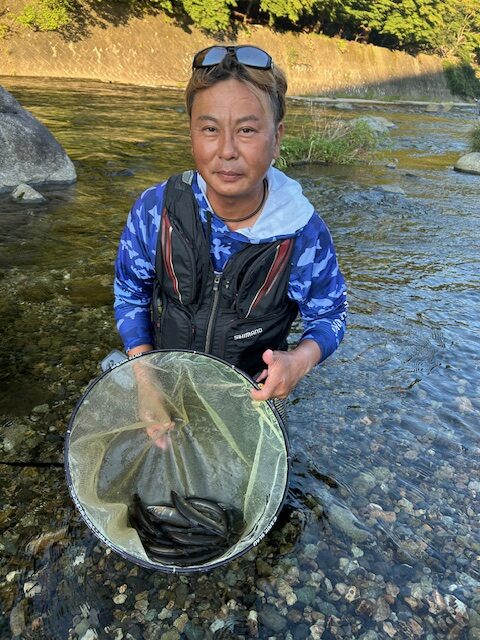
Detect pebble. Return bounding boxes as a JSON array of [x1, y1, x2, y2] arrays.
[[173, 613, 189, 633], [258, 605, 287, 633], [9, 599, 27, 637], [373, 597, 391, 622], [113, 594, 128, 605], [23, 581, 42, 598], [309, 619, 326, 640], [160, 630, 180, 640]]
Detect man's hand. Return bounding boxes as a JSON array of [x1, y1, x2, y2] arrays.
[[137, 380, 176, 449], [250, 340, 322, 402], [128, 345, 176, 449]]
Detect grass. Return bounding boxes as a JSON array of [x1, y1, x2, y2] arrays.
[[276, 115, 379, 168], [471, 125, 480, 152]]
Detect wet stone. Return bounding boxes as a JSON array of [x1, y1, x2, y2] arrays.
[[293, 622, 310, 640], [258, 605, 287, 633], [183, 621, 205, 640], [160, 630, 180, 640], [256, 558, 273, 576], [9, 598, 28, 637], [295, 585, 317, 606]]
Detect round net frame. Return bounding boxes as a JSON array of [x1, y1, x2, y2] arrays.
[[65, 350, 290, 573]]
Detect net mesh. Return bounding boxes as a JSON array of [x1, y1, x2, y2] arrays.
[[66, 351, 289, 571]]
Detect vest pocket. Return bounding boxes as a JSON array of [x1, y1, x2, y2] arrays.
[[157, 300, 195, 350]]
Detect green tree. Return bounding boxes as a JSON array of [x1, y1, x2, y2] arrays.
[[182, 0, 237, 31], [259, 0, 316, 24]]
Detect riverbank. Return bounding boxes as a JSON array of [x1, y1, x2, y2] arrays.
[[0, 1, 455, 100]]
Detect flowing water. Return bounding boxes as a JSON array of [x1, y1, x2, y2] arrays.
[[0, 78, 479, 639]]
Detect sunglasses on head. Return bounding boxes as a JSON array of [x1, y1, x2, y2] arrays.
[[192, 45, 273, 70]]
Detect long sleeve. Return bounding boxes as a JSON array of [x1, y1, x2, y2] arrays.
[[114, 183, 165, 351], [288, 213, 348, 361]]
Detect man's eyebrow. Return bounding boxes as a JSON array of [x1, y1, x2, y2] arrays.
[[195, 114, 261, 124]]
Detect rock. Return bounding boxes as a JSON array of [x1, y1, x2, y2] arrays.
[[351, 471, 377, 496], [309, 619, 326, 639], [173, 613, 189, 633], [183, 622, 204, 640], [293, 622, 310, 640], [23, 581, 42, 598], [326, 502, 372, 542], [25, 526, 68, 556], [246, 610, 258, 638], [10, 183, 46, 203], [373, 597, 391, 622], [353, 116, 396, 134], [0, 85, 76, 194], [425, 103, 441, 113], [160, 630, 180, 640], [2, 421, 31, 452], [10, 598, 28, 637], [334, 102, 353, 110], [454, 153, 480, 176], [113, 594, 128, 604], [258, 605, 287, 633], [295, 585, 317, 605], [445, 594, 469, 623], [377, 184, 406, 196], [256, 558, 273, 576]]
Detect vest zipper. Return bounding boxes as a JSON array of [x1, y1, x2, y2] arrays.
[[204, 272, 222, 353]]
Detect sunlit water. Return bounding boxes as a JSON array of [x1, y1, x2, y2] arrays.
[[0, 78, 479, 639]]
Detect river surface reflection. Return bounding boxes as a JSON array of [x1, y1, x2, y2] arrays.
[[0, 78, 479, 639]]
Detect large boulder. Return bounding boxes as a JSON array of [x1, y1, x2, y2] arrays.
[[0, 86, 76, 194], [352, 116, 397, 135], [454, 152, 480, 176]]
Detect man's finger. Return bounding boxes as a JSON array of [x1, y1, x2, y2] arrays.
[[255, 369, 268, 383]]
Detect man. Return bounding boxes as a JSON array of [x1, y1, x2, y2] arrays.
[[114, 45, 347, 446]]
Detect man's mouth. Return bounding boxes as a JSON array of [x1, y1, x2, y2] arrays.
[[216, 171, 242, 182]]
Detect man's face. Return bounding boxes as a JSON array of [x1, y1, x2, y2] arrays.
[[190, 78, 283, 211]]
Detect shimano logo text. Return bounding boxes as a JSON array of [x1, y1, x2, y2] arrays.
[[233, 327, 263, 341]]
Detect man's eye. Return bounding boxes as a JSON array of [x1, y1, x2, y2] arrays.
[[203, 126, 217, 133], [240, 127, 254, 134]]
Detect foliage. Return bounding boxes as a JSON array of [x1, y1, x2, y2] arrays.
[[16, 0, 72, 31], [182, 0, 237, 31], [259, 0, 316, 24], [276, 116, 378, 168], [444, 61, 480, 99], [471, 125, 480, 152], [8, 0, 480, 65]]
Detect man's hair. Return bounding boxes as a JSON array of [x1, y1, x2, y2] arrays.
[[185, 54, 287, 125]]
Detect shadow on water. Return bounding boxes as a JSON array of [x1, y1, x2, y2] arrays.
[[1, 78, 480, 639]]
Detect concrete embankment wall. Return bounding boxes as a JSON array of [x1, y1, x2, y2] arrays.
[[0, 3, 454, 99]]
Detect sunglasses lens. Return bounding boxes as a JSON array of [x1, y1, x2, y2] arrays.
[[235, 46, 271, 69], [193, 46, 227, 68], [193, 45, 272, 70]]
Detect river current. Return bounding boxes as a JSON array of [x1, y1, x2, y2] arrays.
[[0, 78, 479, 639]]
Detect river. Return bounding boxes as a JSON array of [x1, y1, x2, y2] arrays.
[[0, 78, 479, 639]]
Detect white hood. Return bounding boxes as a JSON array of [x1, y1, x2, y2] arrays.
[[196, 167, 314, 242]]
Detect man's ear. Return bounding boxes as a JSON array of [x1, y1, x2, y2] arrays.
[[273, 122, 284, 159]]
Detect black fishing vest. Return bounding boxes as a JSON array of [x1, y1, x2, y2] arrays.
[[153, 172, 298, 377]]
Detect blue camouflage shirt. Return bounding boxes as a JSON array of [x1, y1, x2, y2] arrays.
[[114, 169, 347, 362]]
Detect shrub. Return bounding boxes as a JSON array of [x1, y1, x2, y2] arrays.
[[276, 116, 378, 168], [444, 61, 480, 99], [471, 125, 480, 151], [16, 0, 72, 31]]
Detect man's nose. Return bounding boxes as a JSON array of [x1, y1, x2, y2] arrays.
[[218, 131, 238, 159]]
